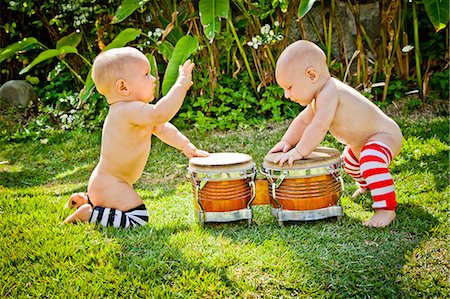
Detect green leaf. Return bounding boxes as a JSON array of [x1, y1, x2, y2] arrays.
[[161, 36, 198, 96], [0, 37, 40, 64], [111, 0, 152, 24], [145, 53, 159, 97], [103, 28, 142, 51], [19, 46, 78, 75], [423, 0, 449, 32], [79, 68, 94, 104], [298, 0, 316, 19], [158, 41, 174, 61], [56, 31, 82, 49], [199, 0, 229, 41]]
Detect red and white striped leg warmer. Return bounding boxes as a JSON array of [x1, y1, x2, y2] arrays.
[[343, 141, 397, 210], [342, 146, 368, 189]]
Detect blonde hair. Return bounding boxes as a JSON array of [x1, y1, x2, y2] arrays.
[[91, 47, 146, 95]]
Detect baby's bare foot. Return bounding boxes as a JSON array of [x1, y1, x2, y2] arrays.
[[64, 204, 93, 224], [65, 192, 88, 209], [352, 187, 367, 198], [363, 210, 396, 227]]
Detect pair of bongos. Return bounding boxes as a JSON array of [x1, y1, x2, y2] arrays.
[[187, 147, 344, 226]]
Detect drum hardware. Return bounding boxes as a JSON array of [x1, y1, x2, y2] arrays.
[[188, 153, 256, 227], [261, 147, 344, 226], [187, 148, 344, 227]]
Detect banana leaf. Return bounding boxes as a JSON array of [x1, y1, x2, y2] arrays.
[[199, 0, 229, 42], [0, 37, 40, 64], [56, 31, 83, 49], [298, 0, 316, 19], [145, 53, 159, 97], [111, 0, 151, 24], [103, 28, 142, 51], [19, 46, 78, 75], [423, 0, 449, 32], [161, 35, 198, 96]]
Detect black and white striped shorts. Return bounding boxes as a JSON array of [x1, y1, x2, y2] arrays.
[[89, 204, 149, 228]]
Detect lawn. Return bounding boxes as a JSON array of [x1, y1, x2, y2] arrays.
[[0, 116, 448, 298]]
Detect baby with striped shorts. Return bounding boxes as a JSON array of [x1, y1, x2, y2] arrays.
[[64, 47, 208, 228], [269, 40, 402, 227]]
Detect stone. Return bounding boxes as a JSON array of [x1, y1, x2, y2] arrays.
[[0, 80, 37, 108]]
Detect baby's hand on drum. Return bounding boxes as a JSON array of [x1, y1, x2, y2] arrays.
[[273, 148, 304, 166], [183, 143, 209, 159], [269, 140, 292, 153]]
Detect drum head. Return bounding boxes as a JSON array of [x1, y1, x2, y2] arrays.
[[189, 152, 255, 173], [263, 147, 341, 170]]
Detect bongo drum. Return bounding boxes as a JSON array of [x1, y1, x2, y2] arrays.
[[261, 147, 344, 225], [188, 153, 256, 226]]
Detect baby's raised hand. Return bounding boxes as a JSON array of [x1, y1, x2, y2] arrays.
[[177, 60, 195, 90], [273, 148, 303, 166], [269, 140, 292, 153]]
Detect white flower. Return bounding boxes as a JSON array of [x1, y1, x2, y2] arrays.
[[154, 28, 164, 37], [261, 24, 270, 35], [402, 45, 414, 53], [274, 21, 279, 27]]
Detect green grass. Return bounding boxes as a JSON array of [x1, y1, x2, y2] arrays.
[[0, 117, 448, 298]]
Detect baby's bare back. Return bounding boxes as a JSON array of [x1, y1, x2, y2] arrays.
[[325, 79, 402, 155], [87, 103, 153, 210]]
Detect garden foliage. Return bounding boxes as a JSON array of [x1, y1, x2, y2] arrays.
[[0, 0, 448, 140]]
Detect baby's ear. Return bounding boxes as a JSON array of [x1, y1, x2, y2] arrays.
[[306, 67, 319, 82], [115, 79, 130, 96]]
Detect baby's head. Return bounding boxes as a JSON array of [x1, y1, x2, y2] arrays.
[[92, 47, 156, 104], [276, 40, 330, 106]]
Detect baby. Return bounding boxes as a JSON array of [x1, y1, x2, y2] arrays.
[[269, 40, 402, 227], [64, 47, 208, 228]]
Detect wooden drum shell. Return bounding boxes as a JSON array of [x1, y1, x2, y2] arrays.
[[188, 153, 256, 214], [192, 178, 253, 212], [261, 147, 342, 211]]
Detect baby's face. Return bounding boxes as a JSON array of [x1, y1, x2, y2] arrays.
[[126, 58, 157, 103], [276, 65, 316, 106]]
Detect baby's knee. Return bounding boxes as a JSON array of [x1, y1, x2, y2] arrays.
[[77, 204, 93, 221]]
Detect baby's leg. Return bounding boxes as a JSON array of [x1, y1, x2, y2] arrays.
[[342, 146, 368, 197], [87, 183, 148, 228], [89, 204, 149, 228], [63, 203, 93, 224], [359, 141, 397, 227]]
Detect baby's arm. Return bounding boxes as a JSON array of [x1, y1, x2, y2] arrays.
[[269, 106, 314, 153], [153, 122, 209, 159], [294, 90, 338, 157], [131, 60, 195, 126], [274, 90, 338, 166]]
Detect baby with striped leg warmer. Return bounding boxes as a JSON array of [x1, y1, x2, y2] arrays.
[[269, 40, 402, 227], [64, 47, 208, 228]]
